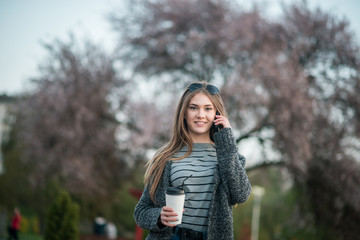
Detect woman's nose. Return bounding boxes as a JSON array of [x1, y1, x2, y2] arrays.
[[196, 109, 205, 118]]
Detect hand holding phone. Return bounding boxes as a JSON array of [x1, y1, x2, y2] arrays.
[[214, 111, 223, 132]]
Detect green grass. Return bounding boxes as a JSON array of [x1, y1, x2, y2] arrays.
[[19, 233, 43, 240]]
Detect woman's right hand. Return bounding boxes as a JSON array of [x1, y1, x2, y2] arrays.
[[160, 206, 179, 227]]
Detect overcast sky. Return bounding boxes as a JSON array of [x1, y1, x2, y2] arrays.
[[1, 0, 359, 95]]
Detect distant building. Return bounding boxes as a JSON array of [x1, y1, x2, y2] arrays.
[[0, 94, 16, 174]]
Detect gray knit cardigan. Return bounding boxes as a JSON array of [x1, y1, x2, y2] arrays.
[[134, 128, 252, 240]]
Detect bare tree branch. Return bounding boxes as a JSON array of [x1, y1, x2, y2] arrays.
[[245, 160, 285, 172]]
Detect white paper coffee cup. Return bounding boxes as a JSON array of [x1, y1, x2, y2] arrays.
[[165, 187, 185, 225]]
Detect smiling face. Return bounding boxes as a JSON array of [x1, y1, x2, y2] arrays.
[[185, 93, 216, 143]]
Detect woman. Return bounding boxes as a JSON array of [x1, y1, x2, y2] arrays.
[[134, 82, 251, 240]]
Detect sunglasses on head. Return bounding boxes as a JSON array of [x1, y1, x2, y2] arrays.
[[188, 83, 220, 95]]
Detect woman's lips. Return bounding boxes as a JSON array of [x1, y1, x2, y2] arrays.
[[194, 121, 207, 127]]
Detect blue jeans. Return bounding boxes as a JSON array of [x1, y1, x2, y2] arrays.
[[171, 227, 181, 240], [171, 233, 181, 240], [171, 227, 207, 240]]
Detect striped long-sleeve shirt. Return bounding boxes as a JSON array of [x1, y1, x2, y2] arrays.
[[170, 143, 217, 232]]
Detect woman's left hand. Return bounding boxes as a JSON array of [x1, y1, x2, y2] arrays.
[[214, 114, 231, 129]]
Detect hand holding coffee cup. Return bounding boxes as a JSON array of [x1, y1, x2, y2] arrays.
[[160, 206, 179, 227], [163, 187, 185, 226]]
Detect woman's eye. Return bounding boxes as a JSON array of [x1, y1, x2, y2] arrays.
[[205, 108, 213, 111], [189, 106, 197, 110]]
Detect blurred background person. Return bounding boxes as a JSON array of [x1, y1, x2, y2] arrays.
[[105, 221, 117, 239], [7, 208, 21, 240], [93, 214, 107, 236]]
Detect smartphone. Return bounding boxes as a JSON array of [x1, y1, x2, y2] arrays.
[[214, 111, 223, 132]]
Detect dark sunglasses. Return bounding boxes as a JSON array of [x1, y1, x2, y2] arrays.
[[188, 83, 220, 95]]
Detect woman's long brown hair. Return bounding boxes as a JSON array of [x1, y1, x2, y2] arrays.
[[144, 82, 227, 203]]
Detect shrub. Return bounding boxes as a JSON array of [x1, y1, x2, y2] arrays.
[[45, 190, 79, 240], [20, 216, 29, 233]]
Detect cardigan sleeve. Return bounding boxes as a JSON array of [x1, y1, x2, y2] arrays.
[[214, 128, 252, 205], [133, 184, 167, 232]]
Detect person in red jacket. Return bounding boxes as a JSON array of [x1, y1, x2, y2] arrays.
[[7, 208, 21, 240]]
